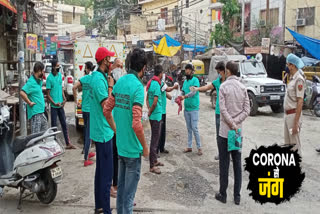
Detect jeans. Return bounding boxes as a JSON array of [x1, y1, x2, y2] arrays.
[[215, 114, 220, 155], [83, 112, 91, 160], [31, 113, 48, 134], [94, 140, 113, 214], [117, 156, 141, 214], [113, 135, 118, 187], [51, 107, 70, 145], [149, 120, 161, 168], [184, 110, 201, 149], [217, 136, 242, 199], [158, 114, 166, 153]]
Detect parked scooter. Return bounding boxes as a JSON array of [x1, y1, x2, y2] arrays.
[[304, 75, 320, 117], [0, 104, 65, 209]]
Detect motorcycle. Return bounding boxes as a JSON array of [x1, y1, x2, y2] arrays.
[[304, 75, 320, 117], [0, 104, 65, 209]]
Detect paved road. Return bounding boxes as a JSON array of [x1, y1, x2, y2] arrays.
[[1, 93, 320, 213]]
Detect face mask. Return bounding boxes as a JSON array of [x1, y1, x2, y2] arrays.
[[218, 74, 221, 78], [112, 68, 123, 82], [39, 73, 43, 79], [186, 74, 192, 80]]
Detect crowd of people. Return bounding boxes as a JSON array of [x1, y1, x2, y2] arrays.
[[20, 46, 307, 213]]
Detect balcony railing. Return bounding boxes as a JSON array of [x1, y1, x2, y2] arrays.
[[147, 16, 177, 29]]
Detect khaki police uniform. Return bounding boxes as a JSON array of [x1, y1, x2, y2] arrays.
[[284, 70, 305, 153]]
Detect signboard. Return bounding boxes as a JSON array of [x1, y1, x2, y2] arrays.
[[261, 38, 271, 54], [26, 33, 38, 52], [245, 46, 262, 55], [132, 35, 139, 45]]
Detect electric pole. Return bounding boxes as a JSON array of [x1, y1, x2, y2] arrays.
[[266, 0, 270, 25], [179, 0, 184, 64], [17, 0, 27, 136], [241, 0, 245, 37], [193, 12, 197, 59], [120, 0, 127, 47]]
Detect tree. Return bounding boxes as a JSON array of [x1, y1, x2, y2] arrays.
[[212, 0, 240, 46]]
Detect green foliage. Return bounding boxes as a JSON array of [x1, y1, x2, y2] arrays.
[[108, 16, 118, 36], [212, 0, 240, 46]]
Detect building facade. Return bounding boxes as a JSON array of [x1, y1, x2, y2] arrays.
[[285, 0, 320, 41]]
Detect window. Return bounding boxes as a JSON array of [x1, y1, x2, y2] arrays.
[[186, 0, 189, 8], [298, 7, 315, 26], [48, 15, 54, 23], [63, 13, 73, 24], [161, 7, 168, 24], [259, 8, 279, 26]]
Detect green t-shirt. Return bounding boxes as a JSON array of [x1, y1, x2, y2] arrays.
[[112, 70, 144, 158], [182, 76, 200, 111], [148, 80, 162, 121], [79, 74, 92, 113], [46, 72, 63, 108], [161, 81, 167, 114], [89, 70, 114, 143], [212, 77, 222, 115], [22, 75, 45, 120]]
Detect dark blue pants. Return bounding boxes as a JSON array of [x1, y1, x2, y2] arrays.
[[51, 107, 70, 145], [158, 114, 166, 153], [83, 112, 91, 160], [94, 140, 113, 214], [217, 136, 242, 199]]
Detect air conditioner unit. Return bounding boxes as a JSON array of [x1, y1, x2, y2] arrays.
[[260, 20, 266, 26], [296, 18, 306, 26]]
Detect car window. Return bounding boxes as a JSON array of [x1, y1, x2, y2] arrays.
[[241, 61, 266, 75], [45, 66, 52, 73]]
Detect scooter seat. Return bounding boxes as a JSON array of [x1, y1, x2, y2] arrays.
[[12, 132, 45, 154]]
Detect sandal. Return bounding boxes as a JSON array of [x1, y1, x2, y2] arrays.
[[183, 148, 192, 153], [150, 167, 161, 174], [198, 149, 203, 156], [154, 161, 164, 166]]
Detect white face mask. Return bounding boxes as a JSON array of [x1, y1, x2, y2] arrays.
[[112, 68, 123, 82]]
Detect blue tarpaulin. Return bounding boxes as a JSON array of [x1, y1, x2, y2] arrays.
[[153, 34, 207, 53], [287, 27, 320, 60]]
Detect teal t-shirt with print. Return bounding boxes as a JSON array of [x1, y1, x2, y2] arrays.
[[79, 74, 92, 113], [22, 75, 45, 119], [212, 77, 221, 115], [46, 72, 63, 108], [112, 70, 144, 158], [161, 81, 167, 114], [89, 70, 114, 143], [182, 76, 200, 111], [148, 80, 162, 121]]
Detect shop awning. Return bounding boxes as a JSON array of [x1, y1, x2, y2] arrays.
[[0, 0, 17, 13], [287, 27, 320, 60]]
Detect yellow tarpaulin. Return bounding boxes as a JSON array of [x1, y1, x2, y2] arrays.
[[153, 36, 181, 57]]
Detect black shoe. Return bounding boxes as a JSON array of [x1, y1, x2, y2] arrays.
[[160, 149, 169, 154], [215, 155, 219, 160], [215, 193, 226, 204], [316, 148, 320, 153], [234, 196, 240, 205]]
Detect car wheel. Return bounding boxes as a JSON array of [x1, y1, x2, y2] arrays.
[[248, 92, 258, 116], [314, 103, 320, 117], [271, 104, 283, 113]]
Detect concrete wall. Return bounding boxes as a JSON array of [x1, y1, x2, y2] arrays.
[[250, 0, 284, 30], [285, 0, 320, 40], [130, 15, 147, 34]]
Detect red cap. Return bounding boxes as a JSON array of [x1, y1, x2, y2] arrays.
[[95, 47, 115, 63]]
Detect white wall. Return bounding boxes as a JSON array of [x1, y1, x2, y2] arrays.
[[250, 0, 284, 30], [183, 0, 212, 45]]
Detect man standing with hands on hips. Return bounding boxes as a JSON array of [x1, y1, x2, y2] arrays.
[[46, 59, 76, 149], [284, 53, 305, 154]]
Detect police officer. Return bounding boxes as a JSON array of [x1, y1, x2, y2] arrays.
[[284, 53, 305, 154]]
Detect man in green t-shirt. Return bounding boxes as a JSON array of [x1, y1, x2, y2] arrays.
[[104, 48, 149, 214], [72, 61, 96, 167], [146, 64, 164, 174], [179, 64, 202, 155], [91, 47, 115, 214], [193, 61, 226, 160], [46, 60, 75, 149], [158, 77, 179, 154], [20, 62, 47, 134]]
